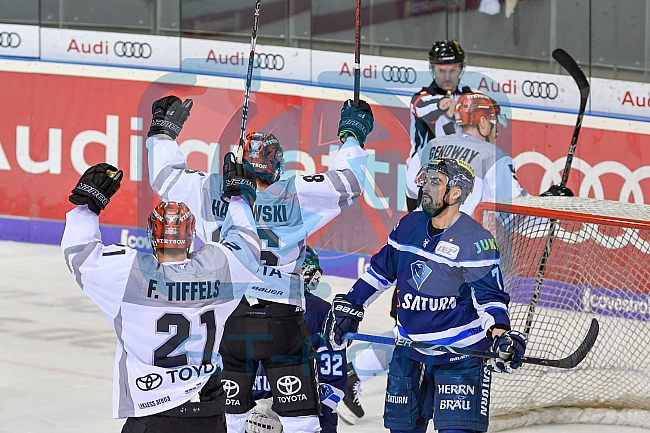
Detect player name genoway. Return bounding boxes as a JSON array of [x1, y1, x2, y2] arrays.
[[147, 279, 220, 301]]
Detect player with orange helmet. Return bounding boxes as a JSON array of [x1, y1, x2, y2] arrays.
[[62, 154, 260, 433], [147, 201, 197, 259]]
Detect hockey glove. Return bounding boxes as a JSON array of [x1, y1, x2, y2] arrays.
[[540, 185, 574, 197], [148, 96, 193, 140], [323, 294, 364, 351], [69, 163, 123, 215], [338, 99, 374, 148], [488, 330, 527, 374], [221, 152, 257, 205]]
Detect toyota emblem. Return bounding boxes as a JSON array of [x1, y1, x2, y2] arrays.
[[135, 373, 163, 391], [276, 375, 302, 396], [221, 379, 240, 398]]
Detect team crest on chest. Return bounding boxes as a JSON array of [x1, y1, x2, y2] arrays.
[[411, 260, 432, 290]]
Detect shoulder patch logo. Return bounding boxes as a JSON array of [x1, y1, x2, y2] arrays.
[[435, 241, 460, 260], [411, 260, 432, 290]]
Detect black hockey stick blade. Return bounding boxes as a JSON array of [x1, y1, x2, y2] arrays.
[[345, 318, 598, 370], [537, 317, 599, 369], [552, 48, 590, 99]]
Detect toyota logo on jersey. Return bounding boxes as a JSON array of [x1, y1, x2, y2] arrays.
[[0, 32, 20, 48], [382, 65, 417, 84], [276, 375, 302, 395], [114, 41, 152, 58], [136, 373, 163, 391], [221, 379, 240, 398]]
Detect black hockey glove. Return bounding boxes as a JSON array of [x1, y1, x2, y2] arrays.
[[338, 99, 374, 148], [221, 152, 257, 206], [323, 294, 364, 351], [69, 163, 123, 215], [488, 330, 527, 374], [148, 96, 193, 140], [540, 185, 574, 197]]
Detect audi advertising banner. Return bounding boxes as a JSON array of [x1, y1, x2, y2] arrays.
[[0, 23, 39, 58], [2, 59, 650, 280], [181, 38, 311, 83], [5, 26, 650, 121], [40, 27, 180, 70]]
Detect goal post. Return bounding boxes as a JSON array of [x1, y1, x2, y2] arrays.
[[475, 196, 650, 430]]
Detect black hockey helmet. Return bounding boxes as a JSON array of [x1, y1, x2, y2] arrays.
[[302, 245, 323, 293], [415, 157, 475, 204], [428, 40, 465, 66], [244, 132, 285, 184]]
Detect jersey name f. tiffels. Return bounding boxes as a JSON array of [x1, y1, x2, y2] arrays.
[[406, 133, 528, 216], [148, 136, 367, 309], [406, 83, 472, 200], [61, 198, 260, 418], [348, 211, 511, 364]]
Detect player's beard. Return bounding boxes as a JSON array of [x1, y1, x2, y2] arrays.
[[421, 191, 444, 218]]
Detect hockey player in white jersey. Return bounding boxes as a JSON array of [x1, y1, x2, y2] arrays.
[[147, 96, 373, 433], [61, 153, 261, 432], [324, 158, 527, 433]]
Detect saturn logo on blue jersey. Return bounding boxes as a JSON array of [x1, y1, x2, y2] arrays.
[[411, 260, 432, 290]]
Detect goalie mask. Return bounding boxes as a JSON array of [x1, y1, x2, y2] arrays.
[[147, 201, 196, 258], [415, 157, 475, 205], [244, 132, 285, 184], [302, 245, 323, 293]]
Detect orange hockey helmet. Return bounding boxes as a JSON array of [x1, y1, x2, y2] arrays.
[[147, 201, 196, 257]]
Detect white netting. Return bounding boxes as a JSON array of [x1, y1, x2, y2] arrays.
[[478, 197, 650, 430]]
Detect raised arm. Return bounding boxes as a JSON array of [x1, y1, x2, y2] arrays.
[[295, 100, 373, 235], [61, 163, 133, 315]]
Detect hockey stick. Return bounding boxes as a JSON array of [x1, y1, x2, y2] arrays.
[[523, 49, 590, 335], [353, 0, 361, 106], [236, 0, 261, 163], [344, 318, 598, 369]]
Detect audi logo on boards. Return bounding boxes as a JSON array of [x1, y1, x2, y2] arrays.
[[522, 80, 558, 99], [0, 32, 21, 48], [254, 53, 285, 70], [382, 65, 417, 84], [114, 41, 152, 59], [136, 373, 163, 391]]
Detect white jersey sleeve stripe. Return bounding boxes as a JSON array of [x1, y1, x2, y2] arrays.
[[386, 238, 500, 268]]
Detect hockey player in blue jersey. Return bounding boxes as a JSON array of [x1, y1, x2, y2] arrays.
[[247, 246, 347, 433], [147, 96, 372, 433], [324, 158, 527, 433]]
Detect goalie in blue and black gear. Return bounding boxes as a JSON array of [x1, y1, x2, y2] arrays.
[[324, 157, 526, 433]]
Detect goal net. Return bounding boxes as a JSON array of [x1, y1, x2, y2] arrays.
[[476, 196, 650, 430]]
